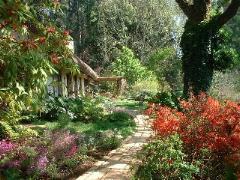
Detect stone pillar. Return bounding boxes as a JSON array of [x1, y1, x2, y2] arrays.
[[60, 72, 67, 97], [117, 78, 126, 96], [80, 76, 85, 96], [75, 76, 81, 97], [47, 76, 54, 95], [53, 75, 59, 97], [67, 75, 75, 97], [72, 76, 76, 97]]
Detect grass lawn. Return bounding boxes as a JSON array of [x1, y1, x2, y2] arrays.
[[23, 98, 148, 140], [29, 111, 136, 139], [113, 98, 147, 111]]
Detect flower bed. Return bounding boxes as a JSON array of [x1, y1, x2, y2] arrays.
[[140, 93, 240, 179], [0, 130, 90, 179], [0, 97, 136, 179]]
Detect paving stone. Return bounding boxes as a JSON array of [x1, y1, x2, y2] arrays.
[[95, 161, 110, 167], [107, 155, 122, 161], [76, 111, 152, 180], [76, 172, 102, 180], [120, 156, 133, 163], [101, 170, 130, 180], [108, 163, 130, 170]]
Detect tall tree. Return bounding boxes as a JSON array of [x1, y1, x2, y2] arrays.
[[176, 0, 240, 96], [62, 0, 182, 70]]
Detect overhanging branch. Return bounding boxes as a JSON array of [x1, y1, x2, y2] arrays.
[[215, 0, 240, 28], [176, 0, 192, 18]]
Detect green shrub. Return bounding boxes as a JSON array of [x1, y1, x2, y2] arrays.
[[61, 147, 87, 169], [146, 47, 183, 91], [3, 169, 22, 180], [74, 97, 104, 122], [0, 121, 38, 140], [0, 121, 16, 140], [40, 96, 79, 121], [104, 112, 136, 137], [46, 163, 59, 179], [105, 111, 133, 123], [40, 96, 104, 123], [135, 134, 200, 180], [128, 77, 158, 101], [149, 91, 181, 109], [131, 91, 155, 102], [95, 130, 122, 151], [62, 157, 79, 168], [111, 47, 152, 86], [77, 112, 136, 151]]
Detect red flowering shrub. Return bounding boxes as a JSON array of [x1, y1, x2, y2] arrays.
[[63, 30, 70, 36], [50, 53, 60, 64], [152, 106, 181, 137], [38, 37, 46, 44], [47, 26, 56, 33], [147, 93, 240, 177]]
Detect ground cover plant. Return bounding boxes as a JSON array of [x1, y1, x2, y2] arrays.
[[0, 130, 91, 179], [39, 96, 105, 123], [139, 93, 240, 179], [135, 134, 200, 179]]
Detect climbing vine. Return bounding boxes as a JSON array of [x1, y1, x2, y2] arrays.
[[177, 0, 240, 97], [181, 19, 238, 96]]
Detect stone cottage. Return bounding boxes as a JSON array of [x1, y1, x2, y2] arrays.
[[47, 55, 126, 97]]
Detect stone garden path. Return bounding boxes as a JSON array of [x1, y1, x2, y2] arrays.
[[76, 109, 152, 180]]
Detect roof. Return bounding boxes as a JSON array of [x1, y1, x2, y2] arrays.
[[73, 55, 123, 82]]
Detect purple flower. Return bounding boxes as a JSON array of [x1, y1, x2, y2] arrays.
[[36, 155, 49, 171], [0, 139, 16, 156], [66, 144, 78, 157], [50, 131, 77, 158]]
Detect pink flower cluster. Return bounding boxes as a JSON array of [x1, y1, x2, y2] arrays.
[[0, 139, 16, 157], [0, 130, 81, 178], [36, 155, 49, 172]]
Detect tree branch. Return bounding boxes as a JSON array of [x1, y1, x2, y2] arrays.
[[216, 0, 240, 28], [176, 0, 192, 18]]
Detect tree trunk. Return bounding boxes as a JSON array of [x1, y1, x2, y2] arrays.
[[181, 20, 214, 97], [176, 0, 240, 97]]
